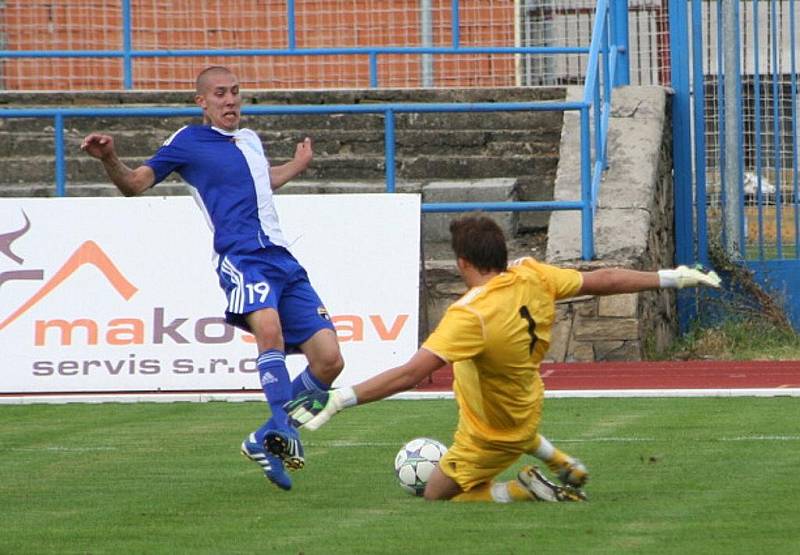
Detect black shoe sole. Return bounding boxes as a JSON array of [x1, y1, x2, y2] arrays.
[[265, 432, 305, 471]]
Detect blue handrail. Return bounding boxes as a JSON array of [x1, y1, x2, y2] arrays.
[[0, 45, 590, 91], [0, 46, 590, 56]]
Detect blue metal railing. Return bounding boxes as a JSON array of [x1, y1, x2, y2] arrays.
[[671, 0, 800, 329], [0, 46, 591, 91], [2, 0, 589, 90], [0, 0, 628, 261]]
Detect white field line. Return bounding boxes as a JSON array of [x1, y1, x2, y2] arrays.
[[8, 435, 799, 454], [1, 387, 799, 405], [9, 446, 118, 452], [310, 436, 800, 447]]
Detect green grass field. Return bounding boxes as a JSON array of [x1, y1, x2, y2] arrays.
[[2, 397, 798, 554]]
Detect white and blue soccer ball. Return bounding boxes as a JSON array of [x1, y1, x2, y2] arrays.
[[394, 437, 448, 496]]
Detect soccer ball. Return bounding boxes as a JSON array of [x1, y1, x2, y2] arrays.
[[394, 437, 448, 496]]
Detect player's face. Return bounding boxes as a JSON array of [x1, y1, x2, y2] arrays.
[[196, 72, 242, 131]]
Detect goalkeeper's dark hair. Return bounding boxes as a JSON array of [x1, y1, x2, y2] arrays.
[[449, 214, 508, 273]]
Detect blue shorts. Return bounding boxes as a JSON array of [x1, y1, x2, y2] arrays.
[[217, 246, 335, 351]]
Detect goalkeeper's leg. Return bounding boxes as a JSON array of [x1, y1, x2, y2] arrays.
[[430, 435, 583, 503], [530, 433, 589, 487], [447, 469, 585, 503], [516, 466, 587, 501]]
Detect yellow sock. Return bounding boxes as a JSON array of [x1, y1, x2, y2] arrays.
[[452, 481, 534, 503], [506, 480, 536, 501], [451, 483, 494, 502], [546, 448, 573, 474]]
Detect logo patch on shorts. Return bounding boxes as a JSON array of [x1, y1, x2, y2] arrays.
[[317, 306, 331, 321]]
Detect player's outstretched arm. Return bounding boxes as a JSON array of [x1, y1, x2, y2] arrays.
[[579, 265, 720, 296], [80, 133, 155, 196], [286, 349, 446, 431], [269, 137, 313, 190]]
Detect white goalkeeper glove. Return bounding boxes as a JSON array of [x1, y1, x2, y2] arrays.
[[284, 387, 358, 431], [657, 265, 721, 289]]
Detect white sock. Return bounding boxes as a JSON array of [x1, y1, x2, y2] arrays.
[[490, 482, 512, 503], [533, 435, 556, 461]]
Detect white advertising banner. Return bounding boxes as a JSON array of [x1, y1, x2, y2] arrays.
[[0, 194, 420, 395]]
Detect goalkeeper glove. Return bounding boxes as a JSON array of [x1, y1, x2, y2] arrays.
[[284, 387, 357, 431], [658, 265, 721, 289]]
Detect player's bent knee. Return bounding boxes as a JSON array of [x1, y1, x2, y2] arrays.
[[315, 352, 344, 382], [422, 488, 449, 501], [253, 326, 284, 350], [327, 352, 345, 374], [423, 467, 460, 501]]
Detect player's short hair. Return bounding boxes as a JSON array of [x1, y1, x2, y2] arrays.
[[449, 214, 508, 273], [195, 66, 236, 94]]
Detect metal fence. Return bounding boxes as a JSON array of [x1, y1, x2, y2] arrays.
[[665, 0, 800, 327], [0, 0, 580, 90], [520, 0, 669, 86]]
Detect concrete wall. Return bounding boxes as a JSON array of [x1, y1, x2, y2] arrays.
[[545, 86, 675, 361], [420, 86, 676, 361]]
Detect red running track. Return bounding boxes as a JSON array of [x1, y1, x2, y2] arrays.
[[415, 360, 800, 391]]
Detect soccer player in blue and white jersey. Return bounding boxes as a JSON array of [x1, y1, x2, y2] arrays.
[[81, 66, 344, 491]]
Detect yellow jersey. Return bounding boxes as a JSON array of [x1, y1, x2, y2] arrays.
[[422, 257, 583, 444]]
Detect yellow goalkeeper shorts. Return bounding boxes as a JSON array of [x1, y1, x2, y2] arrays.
[[438, 429, 540, 492]]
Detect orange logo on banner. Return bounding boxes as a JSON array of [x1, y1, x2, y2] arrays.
[[0, 240, 138, 331]]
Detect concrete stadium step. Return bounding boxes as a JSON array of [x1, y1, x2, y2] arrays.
[[0, 181, 191, 197], [0, 86, 566, 111], [0, 128, 557, 159], [398, 154, 557, 180], [0, 88, 565, 215], [0, 87, 566, 109], [0, 107, 561, 135], [0, 176, 515, 201], [0, 153, 556, 184], [0, 154, 388, 183]]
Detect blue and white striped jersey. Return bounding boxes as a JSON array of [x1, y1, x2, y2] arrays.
[[145, 124, 288, 255]]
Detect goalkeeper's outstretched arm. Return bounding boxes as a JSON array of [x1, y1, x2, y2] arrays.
[[351, 349, 446, 404], [578, 265, 721, 296], [286, 349, 446, 430]]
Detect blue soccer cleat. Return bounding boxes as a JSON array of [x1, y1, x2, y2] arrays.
[[265, 428, 305, 471], [241, 433, 292, 491]]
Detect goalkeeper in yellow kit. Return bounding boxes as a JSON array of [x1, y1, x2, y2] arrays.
[[286, 215, 721, 503]]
